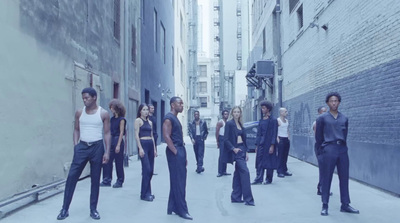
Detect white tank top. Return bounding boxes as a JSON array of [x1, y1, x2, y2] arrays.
[[219, 119, 225, 136], [277, 117, 289, 137], [79, 106, 103, 142]]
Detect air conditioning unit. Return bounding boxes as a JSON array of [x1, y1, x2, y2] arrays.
[[255, 60, 274, 78]]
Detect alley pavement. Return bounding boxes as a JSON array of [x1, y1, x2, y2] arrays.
[[2, 135, 399, 223]]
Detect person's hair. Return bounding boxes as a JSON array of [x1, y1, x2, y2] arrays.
[[81, 87, 97, 97], [170, 96, 181, 106], [137, 103, 149, 119], [317, 106, 326, 113], [109, 99, 126, 117], [325, 92, 341, 103], [222, 110, 229, 116], [260, 100, 273, 112], [148, 104, 154, 108], [229, 106, 243, 126], [194, 110, 199, 115]]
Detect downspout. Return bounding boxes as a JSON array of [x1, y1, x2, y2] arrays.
[[276, 0, 283, 107]]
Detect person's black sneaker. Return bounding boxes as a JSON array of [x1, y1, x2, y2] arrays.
[[112, 183, 122, 188], [90, 210, 101, 220], [100, 182, 111, 187], [284, 172, 292, 176], [340, 205, 359, 214], [57, 209, 69, 220]]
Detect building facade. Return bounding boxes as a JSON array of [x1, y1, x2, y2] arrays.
[[246, 0, 400, 194], [140, 0, 175, 143], [0, 0, 141, 200]]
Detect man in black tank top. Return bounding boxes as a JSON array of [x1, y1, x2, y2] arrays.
[[163, 97, 193, 220]]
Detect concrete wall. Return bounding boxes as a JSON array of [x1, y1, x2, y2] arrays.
[[280, 0, 400, 194], [0, 0, 138, 200], [141, 0, 175, 143]]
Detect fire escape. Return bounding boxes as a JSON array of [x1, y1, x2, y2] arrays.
[[237, 0, 242, 70], [213, 0, 221, 104]]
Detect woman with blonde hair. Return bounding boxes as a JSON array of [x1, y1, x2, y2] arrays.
[[223, 106, 255, 206]]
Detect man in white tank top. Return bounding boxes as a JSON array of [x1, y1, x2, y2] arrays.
[[277, 107, 292, 178], [57, 87, 111, 220], [215, 110, 231, 177]]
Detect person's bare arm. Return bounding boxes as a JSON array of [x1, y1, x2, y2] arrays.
[[215, 121, 223, 148], [149, 120, 158, 157], [102, 109, 111, 164], [73, 110, 82, 146], [115, 119, 125, 154], [163, 119, 177, 155], [134, 118, 145, 158]]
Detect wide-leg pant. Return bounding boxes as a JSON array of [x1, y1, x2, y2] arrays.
[[166, 146, 189, 215], [320, 144, 351, 205], [218, 137, 227, 174], [62, 140, 104, 211], [140, 139, 155, 199], [277, 137, 290, 174], [102, 136, 124, 185], [231, 144, 254, 203], [193, 136, 205, 170]]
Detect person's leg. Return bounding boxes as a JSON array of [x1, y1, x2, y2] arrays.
[[114, 141, 125, 186], [101, 147, 114, 185], [231, 161, 243, 202], [89, 142, 104, 211], [197, 138, 205, 171], [337, 147, 350, 205], [236, 155, 254, 205], [140, 140, 152, 199]]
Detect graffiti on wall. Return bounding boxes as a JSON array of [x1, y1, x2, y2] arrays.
[[291, 102, 312, 136]]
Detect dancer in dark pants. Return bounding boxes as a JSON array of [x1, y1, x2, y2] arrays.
[[277, 107, 292, 178], [316, 92, 359, 216], [135, 104, 157, 201], [57, 87, 110, 220], [188, 111, 208, 173], [312, 106, 328, 195], [224, 106, 255, 206], [163, 97, 193, 220], [100, 99, 126, 188], [252, 100, 278, 185], [216, 110, 231, 177]]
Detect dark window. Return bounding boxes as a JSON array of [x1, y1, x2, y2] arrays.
[[297, 4, 303, 30], [161, 22, 166, 63], [132, 25, 136, 65], [113, 82, 119, 99], [145, 89, 150, 104], [113, 0, 120, 41], [289, 0, 300, 13], [172, 46, 174, 76], [198, 82, 207, 93], [141, 0, 145, 24], [154, 9, 158, 52], [262, 28, 266, 53]]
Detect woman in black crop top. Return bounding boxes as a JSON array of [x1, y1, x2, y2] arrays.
[[134, 103, 157, 202], [100, 99, 126, 188], [224, 106, 255, 206]]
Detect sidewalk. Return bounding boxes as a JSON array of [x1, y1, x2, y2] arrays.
[[1, 136, 399, 223]]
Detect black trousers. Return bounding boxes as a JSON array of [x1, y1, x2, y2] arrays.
[[166, 146, 189, 215], [101, 137, 124, 185], [320, 144, 351, 205], [62, 140, 104, 211], [193, 135, 205, 170], [277, 137, 290, 174], [218, 136, 227, 174], [231, 144, 254, 203], [140, 139, 155, 199], [316, 153, 323, 192], [254, 146, 274, 183]]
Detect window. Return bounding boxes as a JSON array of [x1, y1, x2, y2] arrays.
[[113, 0, 120, 41], [262, 28, 266, 53], [297, 4, 303, 30], [198, 65, 207, 77], [172, 46, 174, 76], [160, 22, 166, 63], [131, 25, 136, 65], [113, 82, 119, 98], [180, 57, 184, 82], [141, 0, 145, 24], [289, 0, 300, 13], [200, 97, 208, 108], [198, 82, 207, 93], [180, 13, 183, 43], [154, 9, 158, 52]]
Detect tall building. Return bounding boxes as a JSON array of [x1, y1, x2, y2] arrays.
[[140, 0, 175, 143], [0, 0, 140, 200], [246, 0, 400, 195]]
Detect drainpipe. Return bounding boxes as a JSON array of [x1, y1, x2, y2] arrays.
[[276, 0, 283, 107]]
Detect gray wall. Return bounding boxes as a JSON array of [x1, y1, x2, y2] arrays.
[[0, 0, 138, 200]]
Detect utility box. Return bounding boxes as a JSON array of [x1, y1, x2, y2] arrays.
[[255, 60, 274, 78]]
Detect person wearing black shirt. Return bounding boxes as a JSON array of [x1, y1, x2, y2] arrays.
[[188, 111, 208, 173], [315, 92, 359, 216]]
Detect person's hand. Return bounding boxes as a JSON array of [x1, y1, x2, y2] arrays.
[[154, 149, 158, 157], [255, 147, 258, 153], [115, 145, 120, 154], [246, 152, 249, 161], [191, 139, 195, 145], [102, 153, 110, 164], [139, 149, 145, 158], [233, 148, 242, 154], [269, 146, 274, 154]]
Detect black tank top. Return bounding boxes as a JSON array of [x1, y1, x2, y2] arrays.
[[163, 112, 184, 146], [139, 118, 152, 138], [111, 116, 126, 136]]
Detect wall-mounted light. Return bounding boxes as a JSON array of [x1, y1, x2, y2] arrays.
[[309, 22, 319, 29], [321, 24, 328, 30]]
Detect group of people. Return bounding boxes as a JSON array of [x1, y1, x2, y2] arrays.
[[56, 87, 359, 220]]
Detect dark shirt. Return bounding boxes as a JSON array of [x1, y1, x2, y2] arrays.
[[255, 117, 278, 147], [139, 118, 152, 138], [110, 116, 126, 137], [315, 111, 348, 150], [188, 119, 208, 141], [149, 115, 158, 139], [163, 112, 184, 146]]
